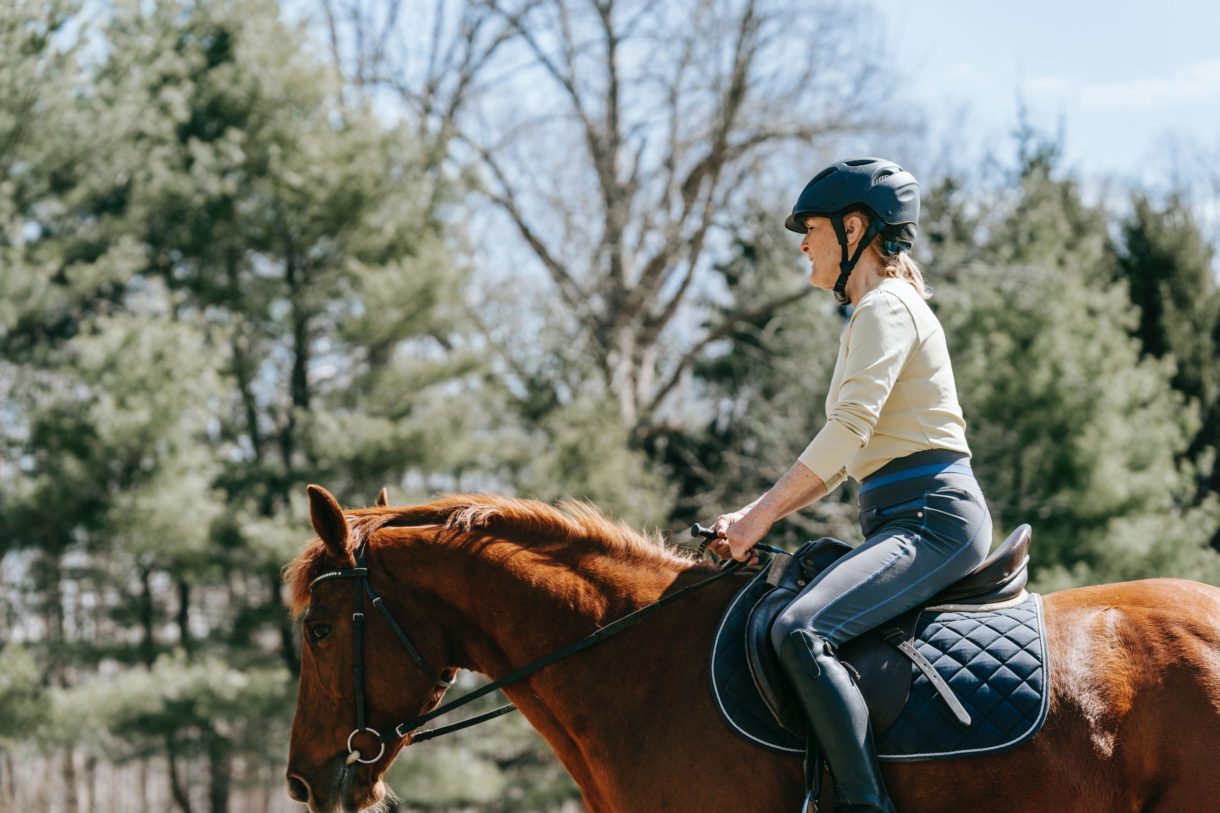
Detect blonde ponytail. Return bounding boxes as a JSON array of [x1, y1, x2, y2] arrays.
[[871, 238, 932, 300]]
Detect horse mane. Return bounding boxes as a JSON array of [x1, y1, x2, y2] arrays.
[[284, 493, 705, 615]]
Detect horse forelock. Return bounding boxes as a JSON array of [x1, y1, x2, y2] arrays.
[[283, 539, 328, 617]]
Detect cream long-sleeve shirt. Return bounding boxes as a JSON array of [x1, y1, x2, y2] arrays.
[[797, 277, 971, 493]]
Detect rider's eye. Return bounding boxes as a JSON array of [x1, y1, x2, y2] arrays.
[[310, 624, 332, 643]]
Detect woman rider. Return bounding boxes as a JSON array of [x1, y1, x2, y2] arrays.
[[709, 158, 993, 813]]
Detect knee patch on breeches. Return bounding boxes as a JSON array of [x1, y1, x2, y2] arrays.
[[770, 607, 832, 655], [773, 622, 833, 676]]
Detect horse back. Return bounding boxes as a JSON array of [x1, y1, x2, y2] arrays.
[[1039, 576, 1220, 805], [1042, 577, 1220, 734]]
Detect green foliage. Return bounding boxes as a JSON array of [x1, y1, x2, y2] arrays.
[[390, 744, 509, 808], [0, 0, 499, 808], [50, 652, 293, 758], [936, 145, 1220, 587], [1112, 195, 1220, 508], [0, 645, 46, 749], [941, 261, 1205, 582], [513, 395, 675, 528]]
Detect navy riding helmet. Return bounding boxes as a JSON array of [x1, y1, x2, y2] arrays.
[[786, 158, 920, 305]]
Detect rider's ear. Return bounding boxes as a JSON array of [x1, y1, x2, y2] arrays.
[[307, 484, 352, 562], [375, 487, 389, 508]]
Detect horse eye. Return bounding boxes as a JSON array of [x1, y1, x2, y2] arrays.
[[310, 624, 332, 643]]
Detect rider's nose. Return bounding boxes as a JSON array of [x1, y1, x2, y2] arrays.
[[286, 773, 311, 803]]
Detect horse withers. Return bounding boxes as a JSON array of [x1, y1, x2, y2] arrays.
[[284, 485, 1220, 812]]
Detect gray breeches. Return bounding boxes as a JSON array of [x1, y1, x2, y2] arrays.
[[770, 451, 992, 654]]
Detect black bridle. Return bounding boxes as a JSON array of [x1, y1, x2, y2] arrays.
[[308, 541, 456, 764], [306, 526, 757, 764]]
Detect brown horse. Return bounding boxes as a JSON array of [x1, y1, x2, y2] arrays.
[[284, 485, 1220, 813]]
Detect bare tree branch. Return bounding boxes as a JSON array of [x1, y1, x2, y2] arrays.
[[469, 138, 589, 309], [329, 0, 897, 430], [640, 285, 811, 423], [628, 0, 759, 324]]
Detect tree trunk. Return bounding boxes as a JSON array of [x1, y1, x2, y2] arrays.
[[166, 735, 193, 813], [139, 564, 156, 667], [177, 578, 192, 656], [1, 751, 14, 810], [206, 728, 230, 813], [84, 754, 97, 813], [139, 758, 149, 813], [63, 747, 79, 813]]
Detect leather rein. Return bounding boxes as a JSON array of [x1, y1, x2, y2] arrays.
[[307, 530, 754, 763]]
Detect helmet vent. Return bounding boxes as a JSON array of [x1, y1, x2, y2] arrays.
[[844, 158, 875, 166], [872, 170, 894, 185], [810, 166, 836, 184]]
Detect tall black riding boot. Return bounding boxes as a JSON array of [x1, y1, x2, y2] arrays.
[[777, 628, 897, 813]]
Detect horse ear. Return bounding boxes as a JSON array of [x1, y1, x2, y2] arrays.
[[375, 487, 389, 508], [307, 484, 350, 559]]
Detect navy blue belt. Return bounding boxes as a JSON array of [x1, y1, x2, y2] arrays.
[[860, 450, 973, 495]]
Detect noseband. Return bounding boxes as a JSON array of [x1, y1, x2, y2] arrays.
[[308, 540, 454, 765]]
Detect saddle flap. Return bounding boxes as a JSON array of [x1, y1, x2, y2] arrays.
[[745, 572, 805, 735], [745, 539, 847, 736], [742, 538, 915, 736], [837, 609, 919, 733]]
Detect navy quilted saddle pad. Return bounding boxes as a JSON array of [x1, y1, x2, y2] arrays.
[[710, 576, 1051, 762]]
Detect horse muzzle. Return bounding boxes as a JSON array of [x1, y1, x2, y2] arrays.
[[285, 755, 386, 813]]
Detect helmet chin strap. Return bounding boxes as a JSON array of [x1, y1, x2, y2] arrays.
[[830, 214, 884, 306]]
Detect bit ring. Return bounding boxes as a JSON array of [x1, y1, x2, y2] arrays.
[[346, 728, 386, 764]]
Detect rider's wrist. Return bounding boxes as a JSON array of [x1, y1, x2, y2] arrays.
[[746, 499, 779, 526]]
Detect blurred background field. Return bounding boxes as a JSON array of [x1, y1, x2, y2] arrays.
[[2, 0, 1219, 810]]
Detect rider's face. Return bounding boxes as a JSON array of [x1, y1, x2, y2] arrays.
[[800, 216, 840, 291]]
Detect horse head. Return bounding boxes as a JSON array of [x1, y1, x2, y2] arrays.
[[284, 485, 455, 813]]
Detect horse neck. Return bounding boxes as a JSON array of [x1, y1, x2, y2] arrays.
[[400, 531, 732, 807], [412, 531, 698, 674]]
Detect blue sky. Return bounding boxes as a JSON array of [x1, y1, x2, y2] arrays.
[[879, 0, 1220, 186]]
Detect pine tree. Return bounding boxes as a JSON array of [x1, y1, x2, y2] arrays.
[[1, 0, 503, 808], [1112, 195, 1220, 520], [936, 140, 1220, 588]]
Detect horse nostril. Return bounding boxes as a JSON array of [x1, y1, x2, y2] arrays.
[[286, 774, 311, 803]]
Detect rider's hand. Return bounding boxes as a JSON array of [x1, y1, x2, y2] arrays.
[[708, 509, 746, 559], [709, 508, 768, 563]]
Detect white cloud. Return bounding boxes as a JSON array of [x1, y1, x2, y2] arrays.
[[1027, 59, 1220, 113]]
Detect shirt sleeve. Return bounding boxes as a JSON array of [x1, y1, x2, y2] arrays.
[[815, 463, 848, 495], [797, 292, 917, 484]]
